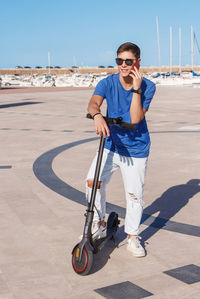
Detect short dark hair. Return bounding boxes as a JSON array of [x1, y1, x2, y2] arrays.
[[117, 42, 140, 59]]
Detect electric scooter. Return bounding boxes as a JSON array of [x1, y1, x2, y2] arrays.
[[72, 114, 136, 275]]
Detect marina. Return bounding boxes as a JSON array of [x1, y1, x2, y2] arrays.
[[1, 70, 200, 88]]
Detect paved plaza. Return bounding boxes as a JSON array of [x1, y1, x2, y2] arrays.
[[0, 85, 200, 298]]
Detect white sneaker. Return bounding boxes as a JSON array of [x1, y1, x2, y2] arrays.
[[79, 221, 107, 241], [91, 221, 107, 240], [127, 236, 146, 257]]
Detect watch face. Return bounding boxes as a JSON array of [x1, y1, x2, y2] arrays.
[[131, 88, 142, 94], [136, 88, 142, 94]]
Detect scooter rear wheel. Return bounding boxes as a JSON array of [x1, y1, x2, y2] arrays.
[[72, 245, 93, 276], [107, 212, 119, 229]]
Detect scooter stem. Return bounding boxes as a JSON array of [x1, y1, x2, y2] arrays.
[[88, 135, 105, 212], [78, 135, 105, 262]]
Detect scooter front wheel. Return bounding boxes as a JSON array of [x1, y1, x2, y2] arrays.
[[72, 245, 93, 275]]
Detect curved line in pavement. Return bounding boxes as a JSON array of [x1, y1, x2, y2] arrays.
[[33, 134, 200, 237], [33, 137, 97, 207]]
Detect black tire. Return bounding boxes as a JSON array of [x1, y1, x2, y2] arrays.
[[107, 212, 119, 229], [72, 245, 93, 276]]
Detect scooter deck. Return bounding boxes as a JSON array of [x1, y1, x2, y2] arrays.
[[92, 226, 118, 253]]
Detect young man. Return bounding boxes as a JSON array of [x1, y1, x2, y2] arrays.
[[86, 42, 156, 257]]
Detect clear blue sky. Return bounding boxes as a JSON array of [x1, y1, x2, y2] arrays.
[[1, 0, 200, 68]]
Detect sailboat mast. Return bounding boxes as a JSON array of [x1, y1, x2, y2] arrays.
[[191, 25, 194, 71], [179, 27, 182, 74], [156, 16, 161, 73], [48, 52, 51, 75], [170, 26, 172, 75]]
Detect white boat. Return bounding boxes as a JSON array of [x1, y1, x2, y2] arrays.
[[32, 75, 55, 87], [54, 75, 74, 87], [1, 74, 21, 86]]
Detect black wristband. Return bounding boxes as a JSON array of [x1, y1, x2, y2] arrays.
[[92, 112, 102, 119], [131, 87, 142, 94]]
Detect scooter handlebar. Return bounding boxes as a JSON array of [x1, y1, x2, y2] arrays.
[[86, 113, 136, 131]]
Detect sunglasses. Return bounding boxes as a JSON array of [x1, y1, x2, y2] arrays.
[[115, 58, 136, 66]]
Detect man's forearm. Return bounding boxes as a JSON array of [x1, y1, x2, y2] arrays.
[[130, 94, 145, 124], [88, 101, 101, 117]]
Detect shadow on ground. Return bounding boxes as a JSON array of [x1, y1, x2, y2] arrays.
[[90, 225, 127, 274], [141, 179, 200, 242], [0, 101, 43, 109], [91, 179, 200, 273]]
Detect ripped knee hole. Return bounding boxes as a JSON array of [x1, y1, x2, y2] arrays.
[[128, 193, 139, 201]]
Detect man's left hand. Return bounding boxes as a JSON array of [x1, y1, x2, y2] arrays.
[[129, 66, 143, 90]]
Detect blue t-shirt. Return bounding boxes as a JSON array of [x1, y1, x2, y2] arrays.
[[93, 73, 156, 158]]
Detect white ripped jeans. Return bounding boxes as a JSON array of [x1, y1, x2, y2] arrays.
[[86, 148, 148, 235]]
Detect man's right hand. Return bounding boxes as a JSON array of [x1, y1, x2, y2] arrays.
[[93, 114, 110, 138]]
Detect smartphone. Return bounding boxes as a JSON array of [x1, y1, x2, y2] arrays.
[[133, 59, 140, 70]]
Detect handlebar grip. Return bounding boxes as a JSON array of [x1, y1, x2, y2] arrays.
[[86, 114, 136, 131]]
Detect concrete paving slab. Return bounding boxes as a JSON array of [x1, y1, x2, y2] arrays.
[[163, 264, 200, 284], [0, 86, 200, 298], [94, 281, 153, 298]]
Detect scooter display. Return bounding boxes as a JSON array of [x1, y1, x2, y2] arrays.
[[72, 114, 136, 275]]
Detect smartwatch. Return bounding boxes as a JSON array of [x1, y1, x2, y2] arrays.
[[131, 88, 142, 94]]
